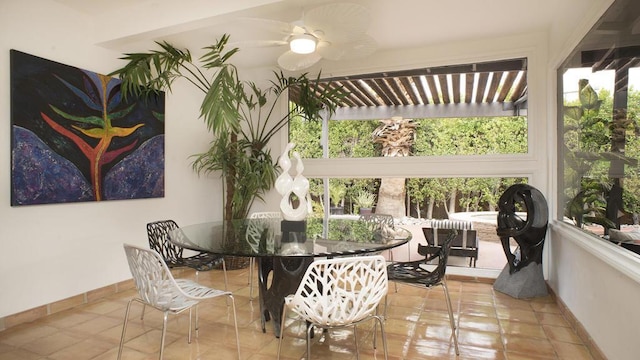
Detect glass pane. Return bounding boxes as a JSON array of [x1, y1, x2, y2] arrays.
[[558, 0, 640, 254], [290, 116, 527, 158], [306, 176, 526, 270]]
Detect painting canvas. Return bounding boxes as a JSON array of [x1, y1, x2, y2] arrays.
[[10, 50, 165, 206]]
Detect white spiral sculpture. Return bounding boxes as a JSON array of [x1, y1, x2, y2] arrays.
[[275, 143, 310, 221]]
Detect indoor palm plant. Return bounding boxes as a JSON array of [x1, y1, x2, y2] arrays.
[[110, 34, 345, 223]]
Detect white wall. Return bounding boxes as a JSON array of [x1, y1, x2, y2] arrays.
[[544, 0, 640, 359], [0, 0, 222, 317], [549, 224, 640, 359]]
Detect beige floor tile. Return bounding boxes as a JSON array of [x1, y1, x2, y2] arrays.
[[500, 319, 547, 340], [459, 302, 498, 318], [0, 346, 44, 360], [458, 314, 500, 333], [543, 324, 583, 344], [459, 292, 495, 306], [0, 272, 597, 360], [0, 324, 59, 347], [535, 312, 570, 327], [458, 328, 504, 350], [552, 340, 594, 359], [495, 307, 539, 324], [48, 337, 114, 360], [502, 334, 556, 358], [25, 331, 86, 356]]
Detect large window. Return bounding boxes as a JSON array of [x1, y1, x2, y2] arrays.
[[287, 59, 533, 270], [291, 117, 527, 159], [290, 59, 529, 159], [558, 0, 640, 254]]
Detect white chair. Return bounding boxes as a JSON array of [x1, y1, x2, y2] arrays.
[[277, 255, 389, 360], [118, 244, 240, 360], [246, 211, 282, 300]]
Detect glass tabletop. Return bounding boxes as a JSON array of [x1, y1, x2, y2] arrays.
[[168, 217, 412, 257]]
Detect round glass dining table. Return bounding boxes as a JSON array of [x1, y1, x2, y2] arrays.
[[168, 216, 412, 337]]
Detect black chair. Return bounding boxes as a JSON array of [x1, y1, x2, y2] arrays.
[[386, 229, 459, 355], [146, 220, 228, 289], [423, 226, 479, 267]]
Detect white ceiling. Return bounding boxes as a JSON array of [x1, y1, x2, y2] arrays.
[[54, 0, 585, 70]]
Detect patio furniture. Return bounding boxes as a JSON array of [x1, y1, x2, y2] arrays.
[[386, 230, 459, 355], [277, 255, 389, 360], [425, 219, 478, 267], [146, 220, 229, 287], [169, 218, 411, 337], [118, 244, 240, 360]]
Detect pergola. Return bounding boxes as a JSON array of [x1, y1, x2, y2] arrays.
[[291, 57, 528, 121]]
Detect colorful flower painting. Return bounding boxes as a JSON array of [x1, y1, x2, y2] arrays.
[[10, 50, 165, 206]]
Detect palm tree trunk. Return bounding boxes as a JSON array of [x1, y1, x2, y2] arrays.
[[376, 178, 406, 218]]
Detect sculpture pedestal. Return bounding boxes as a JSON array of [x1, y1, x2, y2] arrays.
[[281, 220, 306, 243], [493, 262, 548, 299]]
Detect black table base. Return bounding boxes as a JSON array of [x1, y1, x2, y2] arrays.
[[258, 256, 314, 337]]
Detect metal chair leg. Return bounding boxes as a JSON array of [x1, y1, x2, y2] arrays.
[[228, 294, 241, 359], [117, 299, 135, 360], [222, 259, 229, 291], [249, 258, 255, 300], [188, 308, 193, 343], [441, 280, 459, 355], [306, 323, 314, 359], [159, 312, 169, 360], [374, 315, 389, 360], [354, 324, 360, 359], [277, 305, 288, 359]]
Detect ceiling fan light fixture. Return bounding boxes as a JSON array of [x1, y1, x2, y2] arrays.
[[290, 34, 317, 54]]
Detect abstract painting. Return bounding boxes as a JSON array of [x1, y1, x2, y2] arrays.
[[10, 50, 165, 206]]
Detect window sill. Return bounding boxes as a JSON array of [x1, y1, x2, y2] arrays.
[[550, 221, 640, 283]]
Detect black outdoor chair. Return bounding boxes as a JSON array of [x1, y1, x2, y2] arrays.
[[386, 229, 459, 355]]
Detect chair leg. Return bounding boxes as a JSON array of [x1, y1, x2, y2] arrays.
[[306, 323, 314, 360], [117, 299, 135, 360], [159, 312, 169, 360], [249, 258, 255, 300], [441, 280, 459, 355], [277, 305, 288, 359], [373, 315, 389, 360], [387, 251, 398, 293], [140, 304, 146, 320], [222, 259, 230, 306], [222, 259, 229, 291], [188, 307, 193, 343], [228, 295, 241, 359], [354, 325, 360, 359]]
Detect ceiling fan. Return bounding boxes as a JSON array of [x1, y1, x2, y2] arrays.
[[240, 2, 377, 71]]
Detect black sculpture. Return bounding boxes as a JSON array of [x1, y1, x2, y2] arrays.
[[496, 184, 548, 274]]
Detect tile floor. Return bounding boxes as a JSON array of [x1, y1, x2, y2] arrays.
[[0, 266, 595, 360]]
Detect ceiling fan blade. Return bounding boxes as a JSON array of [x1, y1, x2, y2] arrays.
[[277, 51, 322, 71], [303, 3, 371, 43], [316, 41, 346, 61], [236, 17, 297, 36], [320, 34, 377, 61], [229, 40, 288, 49]]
